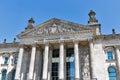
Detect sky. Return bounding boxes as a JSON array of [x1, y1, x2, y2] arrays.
[[0, 0, 120, 43]]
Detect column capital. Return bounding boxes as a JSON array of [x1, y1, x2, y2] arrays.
[[44, 40, 49, 45], [73, 39, 79, 44], [49, 44, 54, 50], [59, 40, 64, 44], [114, 45, 119, 49], [36, 44, 41, 49], [88, 38, 93, 42], [19, 44, 25, 48], [31, 43, 37, 47]]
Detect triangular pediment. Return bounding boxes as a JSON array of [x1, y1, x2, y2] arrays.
[[18, 18, 93, 38]]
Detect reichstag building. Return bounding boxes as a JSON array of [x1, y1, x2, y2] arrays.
[[0, 10, 119, 80]]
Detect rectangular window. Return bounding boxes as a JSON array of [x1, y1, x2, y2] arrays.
[[51, 63, 59, 80], [4, 57, 9, 64], [14, 56, 18, 64], [52, 49, 59, 58], [51, 49, 59, 80], [107, 51, 113, 60], [66, 48, 75, 80]]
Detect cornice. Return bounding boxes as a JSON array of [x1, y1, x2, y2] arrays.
[[93, 34, 120, 41], [0, 42, 19, 48]]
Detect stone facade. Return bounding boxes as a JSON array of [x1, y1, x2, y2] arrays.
[[0, 10, 120, 80]]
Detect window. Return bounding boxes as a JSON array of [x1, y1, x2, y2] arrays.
[[51, 49, 59, 80], [51, 63, 59, 80], [2, 70, 7, 80], [4, 57, 9, 64], [52, 49, 59, 58], [107, 51, 113, 60], [108, 67, 118, 80], [11, 70, 16, 80], [66, 48, 75, 80], [14, 56, 18, 64]]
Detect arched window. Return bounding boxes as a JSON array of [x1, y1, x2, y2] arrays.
[[2, 70, 7, 80], [108, 67, 118, 80], [11, 69, 16, 80]]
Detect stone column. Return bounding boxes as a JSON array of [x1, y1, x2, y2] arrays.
[[59, 42, 64, 80], [15, 45, 24, 80], [115, 47, 120, 78], [89, 40, 95, 79], [42, 43, 49, 80], [28, 44, 36, 80], [48, 48, 52, 80], [74, 40, 80, 80]]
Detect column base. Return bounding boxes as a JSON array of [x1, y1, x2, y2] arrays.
[[42, 79, 47, 80]]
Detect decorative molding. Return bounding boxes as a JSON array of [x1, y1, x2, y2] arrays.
[[93, 34, 120, 41], [0, 42, 19, 48]]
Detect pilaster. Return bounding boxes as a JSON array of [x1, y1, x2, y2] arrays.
[[6, 53, 13, 80], [89, 39, 95, 79], [15, 45, 24, 80], [115, 46, 120, 79]]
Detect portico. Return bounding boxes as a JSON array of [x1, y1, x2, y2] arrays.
[[15, 38, 91, 80]]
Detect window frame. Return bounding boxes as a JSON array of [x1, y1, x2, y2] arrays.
[[108, 66, 118, 80], [4, 57, 9, 64], [2, 69, 7, 80], [107, 51, 113, 60], [104, 47, 115, 61]]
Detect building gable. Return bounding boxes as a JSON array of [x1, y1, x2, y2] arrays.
[[18, 18, 94, 39]]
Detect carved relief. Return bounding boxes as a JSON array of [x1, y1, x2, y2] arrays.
[[24, 23, 91, 37], [79, 46, 90, 80]]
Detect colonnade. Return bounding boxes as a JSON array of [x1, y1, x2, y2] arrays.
[[14, 40, 94, 80]]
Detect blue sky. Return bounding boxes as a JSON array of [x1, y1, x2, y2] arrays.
[[0, 0, 120, 43]]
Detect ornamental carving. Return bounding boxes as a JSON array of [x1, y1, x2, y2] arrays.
[[20, 20, 92, 38], [79, 47, 90, 80], [26, 24, 82, 36]]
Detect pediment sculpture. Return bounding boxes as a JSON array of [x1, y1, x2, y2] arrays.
[[18, 18, 92, 38]]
